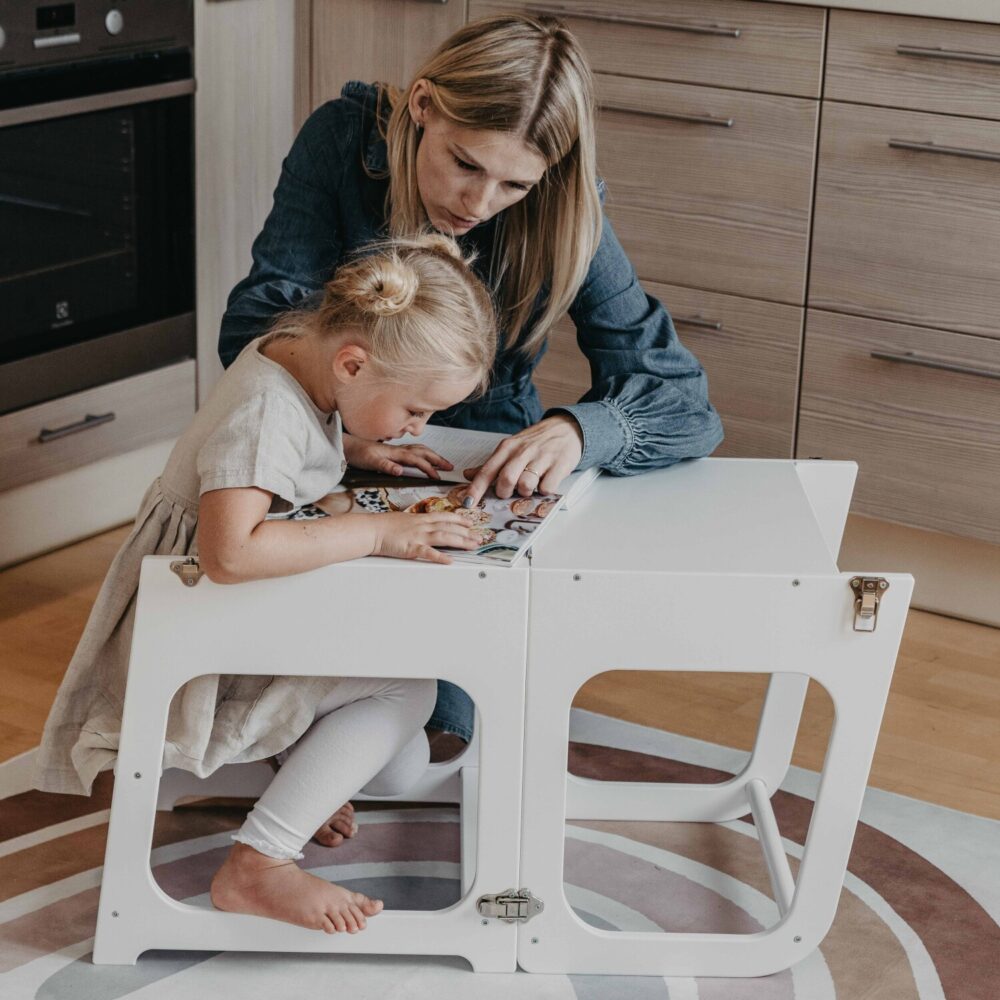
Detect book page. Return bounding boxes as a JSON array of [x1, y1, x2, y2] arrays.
[[346, 481, 562, 567], [388, 425, 601, 507]]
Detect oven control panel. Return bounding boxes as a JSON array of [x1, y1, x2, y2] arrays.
[[0, 1, 193, 71]]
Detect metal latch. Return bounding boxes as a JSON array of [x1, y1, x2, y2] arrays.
[[170, 557, 204, 587], [477, 889, 543, 923], [850, 577, 889, 632]]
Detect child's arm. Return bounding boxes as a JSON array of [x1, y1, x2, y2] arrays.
[[198, 486, 481, 584]]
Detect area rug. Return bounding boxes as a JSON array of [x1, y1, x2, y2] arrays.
[[1, 710, 998, 999]]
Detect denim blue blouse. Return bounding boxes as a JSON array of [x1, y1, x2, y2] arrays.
[[219, 82, 724, 474]]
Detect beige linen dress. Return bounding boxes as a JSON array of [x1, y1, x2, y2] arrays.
[[35, 337, 348, 795]]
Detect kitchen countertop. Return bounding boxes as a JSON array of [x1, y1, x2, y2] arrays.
[[765, 0, 1000, 25]]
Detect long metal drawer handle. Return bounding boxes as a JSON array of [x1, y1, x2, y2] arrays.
[[528, 6, 741, 37], [675, 315, 724, 331], [888, 139, 1000, 163], [602, 103, 734, 128], [871, 351, 1000, 381], [896, 43, 1000, 67], [38, 411, 116, 443]]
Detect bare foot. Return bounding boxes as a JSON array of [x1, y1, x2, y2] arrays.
[[313, 801, 358, 848], [210, 842, 383, 933]]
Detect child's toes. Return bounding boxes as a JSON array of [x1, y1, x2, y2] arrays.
[[341, 908, 359, 933], [349, 903, 368, 930], [354, 892, 383, 917], [315, 826, 344, 847], [329, 911, 347, 933], [331, 816, 355, 838]]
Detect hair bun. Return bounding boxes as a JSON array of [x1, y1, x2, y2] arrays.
[[355, 257, 419, 317]]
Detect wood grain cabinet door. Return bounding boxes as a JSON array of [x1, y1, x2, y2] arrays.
[[309, 0, 466, 108], [810, 101, 1000, 339], [534, 280, 802, 460], [827, 10, 1000, 121], [595, 74, 819, 305], [469, 0, 825, 98], [797, 310, 1000, 543]]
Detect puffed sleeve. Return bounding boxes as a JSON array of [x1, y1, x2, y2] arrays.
[[546, 214, 724, 474], [196, 393, 307, 513], [218, 103, 349, 368]]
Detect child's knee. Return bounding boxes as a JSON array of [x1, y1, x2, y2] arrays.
[[410, 677, 438, 726]]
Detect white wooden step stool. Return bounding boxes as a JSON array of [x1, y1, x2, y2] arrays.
[[92, 458, 912, 977], [517, 459, 912, 976], [92, 556, 530, 972]]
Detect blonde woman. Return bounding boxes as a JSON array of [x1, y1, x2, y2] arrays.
[[220, 14, 724, 751], [36, 235, 497, 933]]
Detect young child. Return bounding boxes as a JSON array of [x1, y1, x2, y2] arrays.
[[34, 233, 497, 935]]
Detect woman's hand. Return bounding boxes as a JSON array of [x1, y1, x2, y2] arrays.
[[343, 434, 454, 479], [464, 414, 584, 504], [371, 512, 482, 565]]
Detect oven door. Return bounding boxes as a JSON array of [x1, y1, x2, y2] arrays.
[[0, 67, 195, 413]]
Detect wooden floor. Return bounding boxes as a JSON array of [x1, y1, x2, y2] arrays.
[[3, 526, 999, 819]]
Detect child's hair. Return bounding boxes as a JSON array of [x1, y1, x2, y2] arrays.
[[270, 233, 497, 395], [377, 13, 602, 357]]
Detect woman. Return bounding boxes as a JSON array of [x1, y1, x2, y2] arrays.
[[220, 13, 724, 752]]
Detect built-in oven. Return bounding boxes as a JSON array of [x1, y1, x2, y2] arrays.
[[0, 1, 194, 415]]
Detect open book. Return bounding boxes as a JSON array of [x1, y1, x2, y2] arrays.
[[329, 425, 601, 567]]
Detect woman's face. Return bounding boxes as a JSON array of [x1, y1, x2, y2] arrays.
[[410, 82, 548, 235]]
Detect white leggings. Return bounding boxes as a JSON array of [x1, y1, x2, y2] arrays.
[[232, 677, 437, 860]]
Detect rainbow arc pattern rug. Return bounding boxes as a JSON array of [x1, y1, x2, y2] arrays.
[[2, 711, 997, 999]]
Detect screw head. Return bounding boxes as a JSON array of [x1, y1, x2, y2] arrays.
[[793, 935, 802, 943], [133, 772, 141, 779], [478, 571, 487, 579], [879, 580, 888, 589], [573, 573, 581, 581], [792, 579, 800, 587], [531, 937, 539, 944], [481, 919, 489, 926], [111, 910, 119, 918], [851, 577, 860, 587]]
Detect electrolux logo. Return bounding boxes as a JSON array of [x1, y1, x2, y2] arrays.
[[52, 300, 73, 328]]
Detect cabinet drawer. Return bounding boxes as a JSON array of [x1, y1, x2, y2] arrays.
[[596, 74, 818, 305], [533, 281, 802, 460], [469, 0, 825, 98], [827, 11, 1000, 121], [0, 361, 195, 492], [810, 102, 1000, 338], [796, 311, 1000, 543]]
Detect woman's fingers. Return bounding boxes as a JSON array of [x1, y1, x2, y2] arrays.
[[464, 440, 517, 504], [538, 455, 575, 496]]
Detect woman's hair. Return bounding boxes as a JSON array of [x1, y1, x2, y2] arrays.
[[378, 13, 602, 356], [269, 233, 496, 395]]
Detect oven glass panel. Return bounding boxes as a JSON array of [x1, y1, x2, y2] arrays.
[[0, 95, 193, 365]]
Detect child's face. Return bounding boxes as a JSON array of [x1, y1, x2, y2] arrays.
[[340, 374, 480, 441]]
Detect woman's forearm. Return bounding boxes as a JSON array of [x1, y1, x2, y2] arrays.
[[204, 513, 378, 584]]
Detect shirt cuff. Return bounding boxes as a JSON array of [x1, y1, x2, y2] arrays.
[[544, 400, 631, 471]]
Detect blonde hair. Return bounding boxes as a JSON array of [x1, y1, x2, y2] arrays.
[[269, 233, 496, 395], [378, 13, 602, 356]]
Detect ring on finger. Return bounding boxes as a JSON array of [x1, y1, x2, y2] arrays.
[[523, 466, 540, 479]]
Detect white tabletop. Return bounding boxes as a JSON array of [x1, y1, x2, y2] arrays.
[[532, 459, 838, 577]]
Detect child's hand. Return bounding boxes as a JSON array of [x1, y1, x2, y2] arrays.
[[346, 439, 454, 479], [371, 512, 482, 565]]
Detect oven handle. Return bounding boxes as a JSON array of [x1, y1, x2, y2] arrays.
[[0, 78, 196, 129]]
